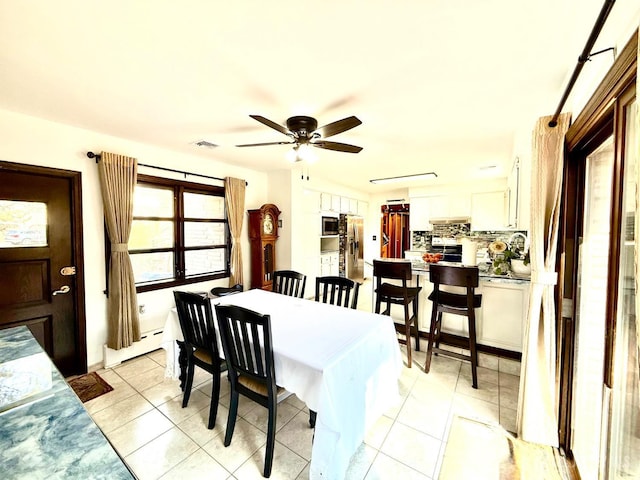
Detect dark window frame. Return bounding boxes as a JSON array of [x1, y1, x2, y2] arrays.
[[104, 174, 230, 294]]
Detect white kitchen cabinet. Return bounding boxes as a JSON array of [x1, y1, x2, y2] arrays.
[[409, 196, 432, 231], [477, 281, 529, 352], [320, 192, 343, 213], [320, 251, 339, 277], [331, 195, 341, 212], [507, 158, 519, 228], [471, 191, 507, 230], [349, 198, 358, 214], [428, 194, 471, 220], [320, 192, 332, 211], [416, 274, 529, 353], [340, 196, 356, 214]]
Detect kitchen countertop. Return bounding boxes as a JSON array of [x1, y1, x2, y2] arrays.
[[408, 260, 531, 285], [0, 326, 135, 479]]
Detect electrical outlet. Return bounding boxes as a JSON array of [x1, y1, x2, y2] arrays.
[[139, 304, 146, 315]]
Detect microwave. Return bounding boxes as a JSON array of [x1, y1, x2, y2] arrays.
[[321, 215, 339, 236]]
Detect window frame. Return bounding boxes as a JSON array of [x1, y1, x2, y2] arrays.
[[106, 173, 230, 294]]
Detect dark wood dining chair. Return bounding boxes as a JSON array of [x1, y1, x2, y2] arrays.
[[210, 283, 243, 298], [315, 275, 360, 309], [173, 290, 227, 429], [272, 270, 307, 298], [214, 304, 282, 478], [373, 259, 422, 367], [425, 264, 482, 388]]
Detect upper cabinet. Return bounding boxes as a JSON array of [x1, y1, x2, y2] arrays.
[[318, 191, 367, 215], [320, 192, 342, 212], [409, 193, 471, 231], [471, 191, 507, 230], [428, 194, 471, 220], [505, 156, 530, 230], [409, 196, 432, 231], [506, 158, 519, 228]]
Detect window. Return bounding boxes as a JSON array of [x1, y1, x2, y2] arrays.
[[0, 200, 47, 248], [126, 174, 228, 292]]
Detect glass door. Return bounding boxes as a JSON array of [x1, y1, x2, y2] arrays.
[[571, 136, 614, 479], [608, 97, 639, 479]]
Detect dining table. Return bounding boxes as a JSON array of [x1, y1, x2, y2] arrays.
[[162, 288, 403, 480]]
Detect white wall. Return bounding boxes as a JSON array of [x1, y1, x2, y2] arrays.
[[0, 108, 268, 368], [568, 12, 640, 119]]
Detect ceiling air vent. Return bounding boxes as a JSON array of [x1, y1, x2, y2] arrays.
[[191, 140, 219, 149]]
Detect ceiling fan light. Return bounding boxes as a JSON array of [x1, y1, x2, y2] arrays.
[[298, 144, 317, 163], [286, 144, 317, 163], [369, 172, 438, 184], [286, 147, 299, 163]]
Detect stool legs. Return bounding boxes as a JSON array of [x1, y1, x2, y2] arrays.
[[425, 309, 440, 373], [404, 303, 412, 367], [425, 309, 479, 390], [468, 311, 478, 389]]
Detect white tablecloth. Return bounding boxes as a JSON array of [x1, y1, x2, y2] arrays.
[[163, 289, 403, 480]]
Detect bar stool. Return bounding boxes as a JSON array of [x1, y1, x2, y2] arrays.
[[425, 264, 482, 388], [373, 259, 422, 367]]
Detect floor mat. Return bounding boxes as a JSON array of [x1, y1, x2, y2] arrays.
[[439, 415, 572, 479], [67, 372, 113, 403]]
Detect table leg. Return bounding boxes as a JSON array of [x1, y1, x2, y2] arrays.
[[177, 340, 187, 391], [309, 410, 317, 428]]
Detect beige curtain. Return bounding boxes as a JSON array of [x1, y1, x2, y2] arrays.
[[225, 177, 246, 287], [98, 151, 140, 349], [517, 112, 571, 446]]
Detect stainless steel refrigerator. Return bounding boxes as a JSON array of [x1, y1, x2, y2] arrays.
[[345, 215, 364, 282]]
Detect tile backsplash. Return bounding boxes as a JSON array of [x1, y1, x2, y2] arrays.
[[411, 227, 528, 254]]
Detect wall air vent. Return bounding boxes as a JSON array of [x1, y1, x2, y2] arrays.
[[191, 140, 219, 149]]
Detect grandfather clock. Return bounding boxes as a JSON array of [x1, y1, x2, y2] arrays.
[[248, 203, 281, 291]]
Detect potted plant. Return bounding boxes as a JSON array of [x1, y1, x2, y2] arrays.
[[488, 241, 512, 275]]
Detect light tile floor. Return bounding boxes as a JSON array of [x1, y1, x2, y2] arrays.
[[87, 281, 522, 479]]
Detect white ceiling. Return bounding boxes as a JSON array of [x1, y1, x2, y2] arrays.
[[0, 1, 635, 193]]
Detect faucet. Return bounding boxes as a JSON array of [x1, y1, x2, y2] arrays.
[[507, 232, 529, 255]]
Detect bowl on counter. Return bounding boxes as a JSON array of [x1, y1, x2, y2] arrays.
[[422, 252, 443, 264], [510, 259, 531, 276]]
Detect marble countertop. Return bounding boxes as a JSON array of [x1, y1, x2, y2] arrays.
[[0, 326, 135, 479], [408, 261, 531, 285]]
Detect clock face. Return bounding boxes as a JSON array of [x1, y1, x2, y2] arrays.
[[263, 213, 274, 234]]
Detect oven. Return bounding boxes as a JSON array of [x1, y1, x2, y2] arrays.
[[430, 237, 462, 263]]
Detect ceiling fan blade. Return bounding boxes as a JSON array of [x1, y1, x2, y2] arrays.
[[249, 115, 291, 136], [236, 141, 295, 147], [311, 140, 363, 153], [315, 116, 362, 138]]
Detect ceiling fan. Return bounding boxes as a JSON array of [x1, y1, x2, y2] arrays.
[[235, 115, 363, 157]]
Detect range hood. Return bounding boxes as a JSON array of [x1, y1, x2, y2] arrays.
[[429, 217, 471, 225]]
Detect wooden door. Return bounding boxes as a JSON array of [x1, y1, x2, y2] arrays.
[[380, 205, 410, 259], [0, 162, 86, 376]]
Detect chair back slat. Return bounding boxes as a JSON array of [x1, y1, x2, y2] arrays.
[[215, 304, 274, 387], [173, 291, 219, 356], [273, 270, 307, 298], [315, 276, 360, 309]]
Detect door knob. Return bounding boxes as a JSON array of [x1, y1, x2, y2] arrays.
[[52, 285, 70, 296]]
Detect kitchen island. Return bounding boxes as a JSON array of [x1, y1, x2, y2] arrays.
[[0, 326, 135, 479]]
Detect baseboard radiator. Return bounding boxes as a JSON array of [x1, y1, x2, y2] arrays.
[[103, 327, 165, 369]]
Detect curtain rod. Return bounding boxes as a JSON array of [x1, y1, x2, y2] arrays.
[[86, 152, 247, 185], [548, 0, 616, 127]]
